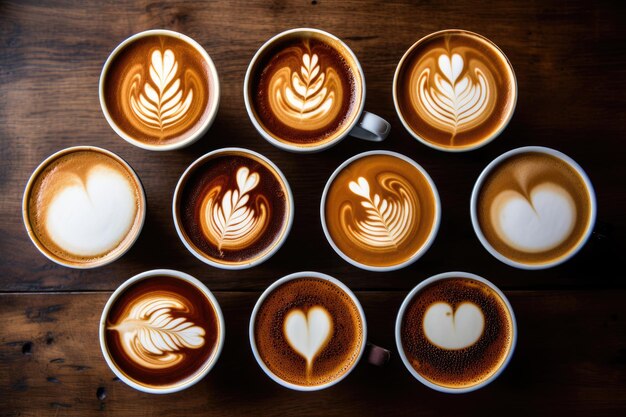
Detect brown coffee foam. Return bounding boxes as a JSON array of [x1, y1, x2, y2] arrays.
[[477, 152, 592, 266], [26, 149, 143, 265], [325, 154, 437, 268], [177, 152, 289, 265], [396, 30, 515, 149], [249, 33, 361, 146], [400, 278, 513, 389], [105, 275, 220, 388], [254, 278, 363, 387], [103, 34, 213, 146]]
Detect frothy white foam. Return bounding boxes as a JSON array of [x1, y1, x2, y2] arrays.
[[284, 306, 333, 370], [423, 302, 484, 350], [45, 165, 136, 257], [492, 183, 576, 252]]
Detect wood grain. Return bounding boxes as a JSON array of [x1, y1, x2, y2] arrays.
[[0, 290, 624, 417], [0, 0, 625, 292]]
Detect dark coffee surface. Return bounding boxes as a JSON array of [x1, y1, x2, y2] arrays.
[[177, 152, 289, 266], [400, 277, 513, 389], [396, 30, 515, 150], [104, 275, 220, 388], [250, 34, 360, 146], [102, 34, 213, 145], [254, 278, 363, 386]]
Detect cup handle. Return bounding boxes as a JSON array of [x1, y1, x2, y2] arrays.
[[349, 111, 391, 142], [365, 342, 391, 366]]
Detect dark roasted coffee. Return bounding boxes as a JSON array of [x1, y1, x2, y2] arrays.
[[253, 277, 364, 387], [104, 275, 220, 389], [400, 277, 514, 389], [249, 32, 361, 147], [102, 33, 216, 146], [176, 150, 290, 267], [395, 30, 516, 150]]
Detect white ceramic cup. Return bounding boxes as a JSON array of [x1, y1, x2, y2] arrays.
[[249, 271, 389, 391], [172, 147, 294, 270], [395, 271, 517, 393], [320, 150, 441, 271], [470, 146, 597, 270], [22, 146, 146, 269], [392, 29, 518, 152], [244, 28, 391, 153], [99, 269, 225, 394], [99, 29, 220, 151]]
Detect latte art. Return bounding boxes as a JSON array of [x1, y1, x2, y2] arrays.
[[199, 167, 269, 253], [108, 293, 205, 370], [423, 302, 485, 350], [284, 306, 333, 377]]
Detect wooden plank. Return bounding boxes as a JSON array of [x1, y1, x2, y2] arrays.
[[0, 290, 624, 416], [0, 0, 624, 292]]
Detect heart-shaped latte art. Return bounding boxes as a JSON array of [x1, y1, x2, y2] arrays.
[[491, 183, 576, 253], [45, 165, 137, 257], [283, 306, 333, 371], [423, 302, 484, 350]]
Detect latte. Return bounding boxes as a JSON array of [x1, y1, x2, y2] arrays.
[[472, 147, 596, 268], [100, 270, 223, 392], [251, 273, 365, 388], [246, 29, 362, 149], [174, 148, 292, 269], [100, 30, 219, 150], [23, 147, 145, 268], [397, 272, 516, 391], [394, 30, 516, 151], [322, 151, 440, 270]]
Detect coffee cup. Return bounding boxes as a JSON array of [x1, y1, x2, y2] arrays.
[[470, 146, 597, 269], [173, 147, 294, 269], [393, 29, 517, 152], [244, 28, 390, 153], [250, 271, 389, 391], [99, 269, 225, 394], [320, 150, 441, 271], [22, 146, 146, 269], [99, 29, 220, 151], [396, 271, 517, 393]]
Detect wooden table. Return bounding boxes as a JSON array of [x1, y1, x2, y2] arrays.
[[1, 1, 625, 415]]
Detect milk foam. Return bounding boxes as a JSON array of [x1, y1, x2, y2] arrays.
[[423, 302, 484, 350], [284, 306, 333, 372], [491, 183, 576, 252], [45, 165, 137, 257]]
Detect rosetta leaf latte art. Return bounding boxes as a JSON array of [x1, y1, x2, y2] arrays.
[[129, 49, 194, 131], [108, 296, 205, 370], [417, 53, 490, 135], [201, 167, 268, 253], [346, 177, 414, 249]]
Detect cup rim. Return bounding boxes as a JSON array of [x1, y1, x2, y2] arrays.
[[99, 269, 225, 394], [172, 147, 294, 270], [395, 271, 517, 393], [392, 28, 518, 152], [248, 271, 367, 391], [320, 150, 441, 271], [470, 145, 598, 270], [243, 27, 366, 153], [21, 145, 146, 269], [99, 29, 220, 151]]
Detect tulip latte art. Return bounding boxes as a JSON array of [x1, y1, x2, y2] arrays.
[[104, 275, 220, 388], [249, 34, 361, 147], [476, 151, 593, 266], [396, 30, 516, 150], [324, 154, 438, 268], [102, 34, 214, 146]]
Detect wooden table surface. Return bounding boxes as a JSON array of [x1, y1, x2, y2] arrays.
[[1, 1, 625, 415]]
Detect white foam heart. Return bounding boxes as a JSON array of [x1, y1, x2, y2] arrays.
[[423, 302, 484, 350], [283, 306, 332, 367], [492, 183, 576, 253], [45, 165, 137, 257]]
